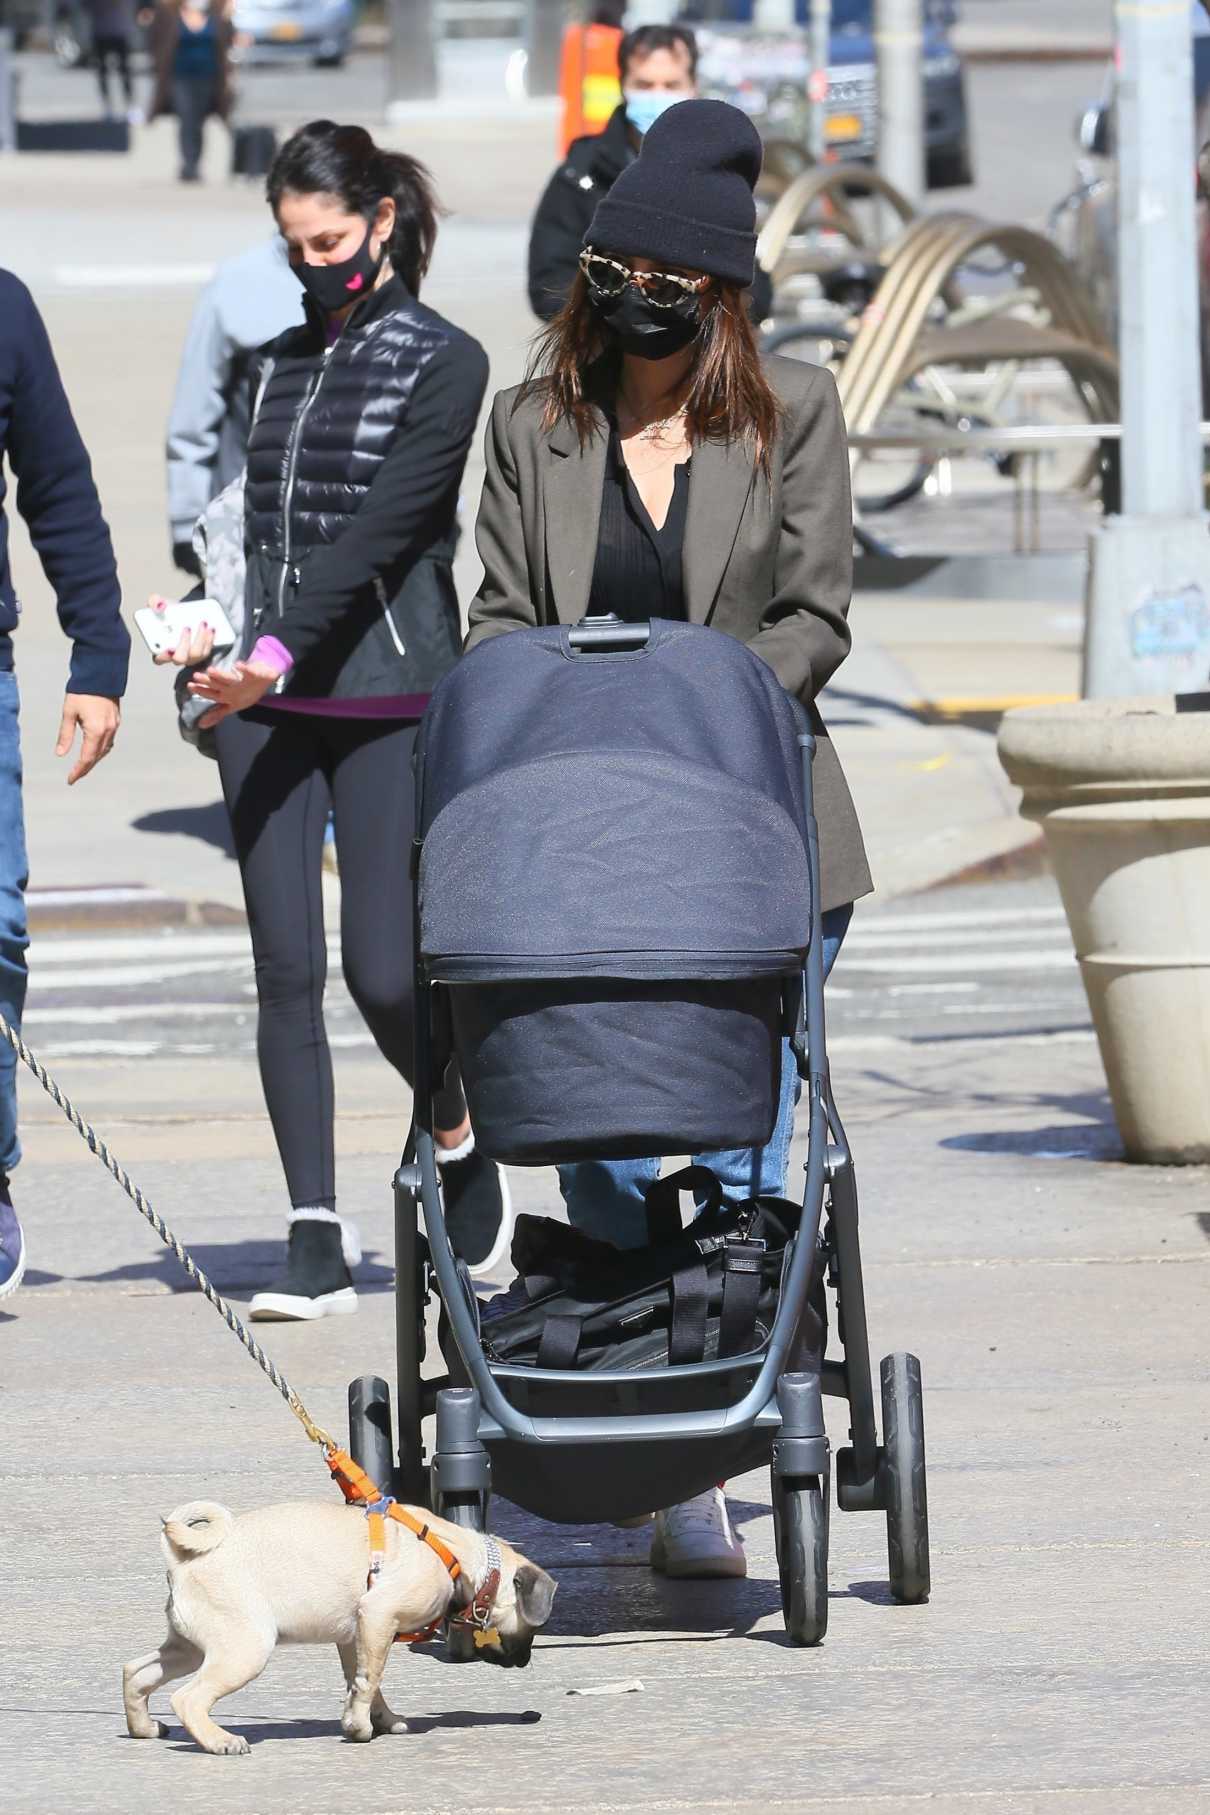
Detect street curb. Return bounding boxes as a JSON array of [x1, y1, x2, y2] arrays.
[[957, 42, 1111, 64], [912, 824, 1050, 892], [26, 886, 246, 933]]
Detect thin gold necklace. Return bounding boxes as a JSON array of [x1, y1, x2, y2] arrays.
[[619, 389, 688, 446]]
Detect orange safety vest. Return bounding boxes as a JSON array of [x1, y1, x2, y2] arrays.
[[558, 22, 623, 155]]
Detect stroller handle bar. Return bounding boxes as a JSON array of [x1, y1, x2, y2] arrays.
[[566, 614, 652, 652], [414, 728, 832, 1447]]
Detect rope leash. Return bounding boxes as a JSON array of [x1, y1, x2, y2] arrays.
[[0, 1013, 504, 1639], [0, 1011, 336, 1455]]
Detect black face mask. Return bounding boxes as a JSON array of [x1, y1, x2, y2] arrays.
[[293, 222, 384, 314], [592, 284, 702, 361]]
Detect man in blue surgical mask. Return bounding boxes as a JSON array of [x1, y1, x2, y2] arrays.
[[529, 24, 700, 323]]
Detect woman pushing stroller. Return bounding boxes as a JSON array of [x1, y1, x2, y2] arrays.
[[466, 98, 871, 1576]]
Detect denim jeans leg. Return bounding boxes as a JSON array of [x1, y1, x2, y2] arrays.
[[0, 674, 30, 1175], [557, 1155, 660, 1250], [694, 902, 854, 1204]]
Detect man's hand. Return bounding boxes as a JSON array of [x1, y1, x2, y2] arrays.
[[56, 693, 121, 786]]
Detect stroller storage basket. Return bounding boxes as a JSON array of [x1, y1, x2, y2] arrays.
[[416, 623, 813, 1165]]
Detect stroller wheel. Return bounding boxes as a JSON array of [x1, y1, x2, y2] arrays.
[[881, 1352, 931, 1604], [771, 1469, 829, 1646], [348, 1375, 395, 1496]]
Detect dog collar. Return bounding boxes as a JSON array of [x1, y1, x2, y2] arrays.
[[449, 1533, 503, 1650]]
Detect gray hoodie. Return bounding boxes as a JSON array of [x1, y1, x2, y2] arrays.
[[165, 234, 302, 547]]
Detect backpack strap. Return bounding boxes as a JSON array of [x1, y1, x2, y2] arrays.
[[669, 1259, 710, 1365], [718, 1238, 766, 1357], [644, 1165, 724, 1247], [537, 1311, 583, 1369]]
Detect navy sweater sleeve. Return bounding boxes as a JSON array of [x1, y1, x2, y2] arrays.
[[6, 278, 130, 697], [270, 335, 490, 670]]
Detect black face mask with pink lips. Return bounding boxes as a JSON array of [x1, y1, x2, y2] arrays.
[[293, 221, 384, 314]]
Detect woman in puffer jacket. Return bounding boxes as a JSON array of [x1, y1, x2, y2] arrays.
[[148, 120, 511, 1318]]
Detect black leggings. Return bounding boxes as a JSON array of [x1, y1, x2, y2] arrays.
[[215, 710, 465, 1210], [94, 34, 133, 110]]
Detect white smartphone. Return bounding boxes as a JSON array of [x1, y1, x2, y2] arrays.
[[134, 598, 237, 658]]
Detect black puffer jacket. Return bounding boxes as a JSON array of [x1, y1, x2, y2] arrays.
[[245, 274, 489, 700]]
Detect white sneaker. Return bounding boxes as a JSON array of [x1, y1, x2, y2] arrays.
[[649, 1488, 746, 1579]]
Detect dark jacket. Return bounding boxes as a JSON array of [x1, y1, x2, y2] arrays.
[[0, 270, 129, 698], [466, 356, 870, 912], [148, 0, 235, 121], [245, 273, 488, 700], [528, 103, 774, 325], [529, 105, 635, 322]]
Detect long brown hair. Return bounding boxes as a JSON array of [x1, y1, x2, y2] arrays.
[[524, 272, 782, 469]]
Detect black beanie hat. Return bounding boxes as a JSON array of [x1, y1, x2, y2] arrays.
[[585, 97, 763, 290]]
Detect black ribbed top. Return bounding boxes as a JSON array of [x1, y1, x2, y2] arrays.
[[587, 426, 691, 623]]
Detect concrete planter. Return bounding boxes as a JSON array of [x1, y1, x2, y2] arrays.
[[997, 694, 1210, 1163]]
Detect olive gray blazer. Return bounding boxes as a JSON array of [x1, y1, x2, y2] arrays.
[[466, 355, 872, 912]]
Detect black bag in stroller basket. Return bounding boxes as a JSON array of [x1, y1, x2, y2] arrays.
[[416, 621, 813, 1165], [440, 1168, 825, 1376]]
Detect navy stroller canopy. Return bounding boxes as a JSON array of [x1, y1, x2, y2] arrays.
[[417, 621, 813, 985]]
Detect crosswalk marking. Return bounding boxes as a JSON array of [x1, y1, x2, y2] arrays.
[[15, 900, 1086, 1060]]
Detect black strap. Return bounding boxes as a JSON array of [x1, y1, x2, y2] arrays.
[[669, 1260, 710, 1366], [645, 1166, 724, 1247], [718, 1244, 764, 1358], [537, 1313, 583, 1370]]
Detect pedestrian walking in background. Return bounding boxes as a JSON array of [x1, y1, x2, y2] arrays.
[[529, 23, 699, 323], [146, 0, 235, 184], [149, 121, 510, 1321], [0, 271, 130, 1305], [84, 0, 140, 120], [470, 98, 869, 1576], [166, 234, 303, 577]]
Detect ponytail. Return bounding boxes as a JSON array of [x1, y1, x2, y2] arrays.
[[266, 119, 442, 295]]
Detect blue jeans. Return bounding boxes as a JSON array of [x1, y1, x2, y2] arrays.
[[0, 674, 29, 1175], [558, 903, 853, 1248]]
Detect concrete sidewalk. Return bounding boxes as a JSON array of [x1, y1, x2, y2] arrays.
[[2, 1014, 1208, 1811]]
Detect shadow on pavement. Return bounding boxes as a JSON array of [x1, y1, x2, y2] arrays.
[[162, 1708, 542, 1748], [15, 1241, 396, 1293], [133, 801, 236, 859]]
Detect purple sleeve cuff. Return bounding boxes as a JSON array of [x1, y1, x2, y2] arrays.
[[249, 635, 295, 678]]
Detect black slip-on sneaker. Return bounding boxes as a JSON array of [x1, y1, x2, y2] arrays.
[[439, 1146, 513, 1279], [249, 1216, 358, 1322]]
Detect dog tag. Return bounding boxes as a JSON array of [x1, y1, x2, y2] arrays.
[[473, 1627, 502, 1650]]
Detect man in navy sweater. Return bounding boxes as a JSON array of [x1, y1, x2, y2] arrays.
[[0, 270, 130, 1305]]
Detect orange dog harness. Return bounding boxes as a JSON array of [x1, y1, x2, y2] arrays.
[[327, 1446, 501, 1648]]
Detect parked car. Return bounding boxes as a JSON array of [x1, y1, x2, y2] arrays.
[[231, 0, 354, 68], [694, 0, 973, 189]]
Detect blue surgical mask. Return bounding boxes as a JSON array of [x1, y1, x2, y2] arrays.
[[624, 90, 688, 138]]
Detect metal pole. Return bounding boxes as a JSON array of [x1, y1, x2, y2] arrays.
[[385, 0, 438, 111], [1119, 1, 1202, 516], [0, 29, 16, 157], [1083, 0, 1210, 695], [807, 0, 832, 166], [874, 0, 924, 207], [526, 0, 566, 98]]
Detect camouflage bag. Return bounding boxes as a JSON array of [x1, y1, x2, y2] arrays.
[[174, 359, 274, 758]]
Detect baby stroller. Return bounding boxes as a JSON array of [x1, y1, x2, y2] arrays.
[[346, 616, 930, 1645]]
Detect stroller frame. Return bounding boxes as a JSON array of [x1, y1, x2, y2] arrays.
[[348, 672, 930, 1642]]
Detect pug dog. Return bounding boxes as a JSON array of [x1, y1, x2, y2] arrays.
[[123, 1499, 557, 1756]]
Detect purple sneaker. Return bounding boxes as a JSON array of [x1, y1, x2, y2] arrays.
[[0, 1178, 25, 1301]]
